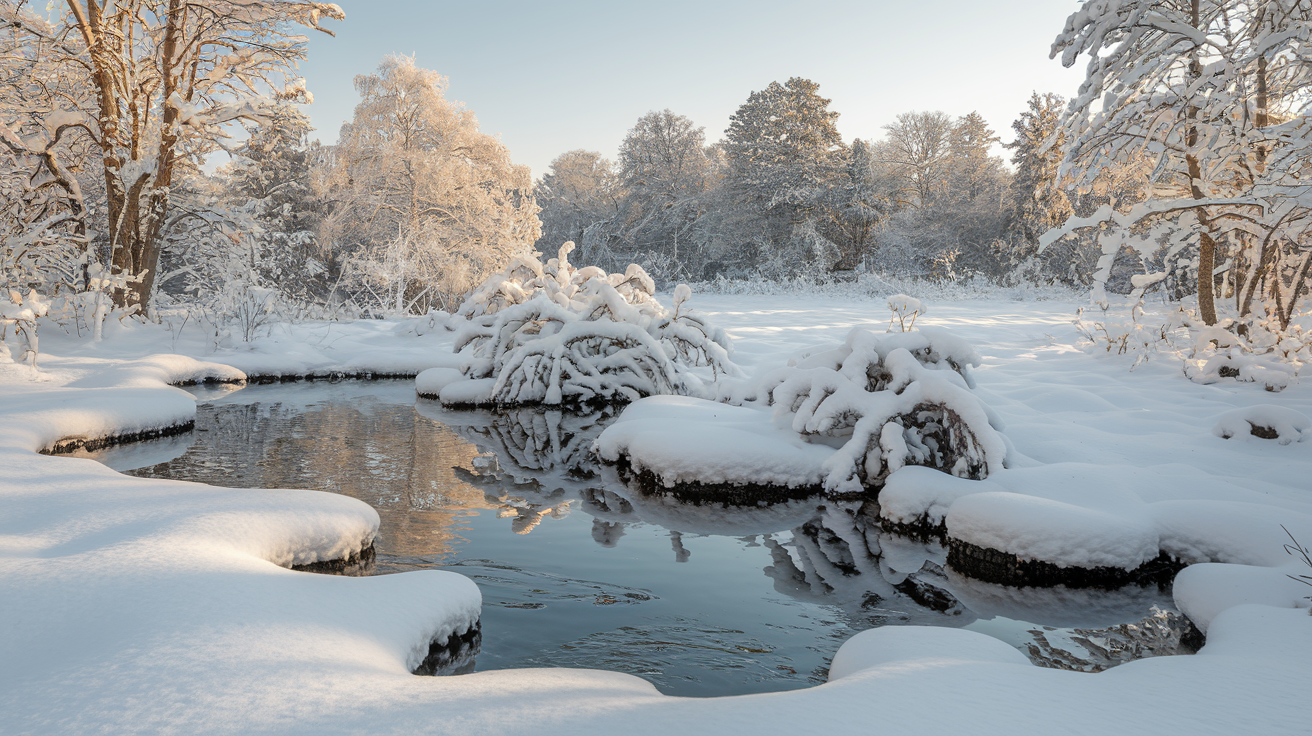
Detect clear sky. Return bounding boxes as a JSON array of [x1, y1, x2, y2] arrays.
[[297, 0, 1089, 180]]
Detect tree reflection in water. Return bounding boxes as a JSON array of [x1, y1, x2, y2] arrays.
[[89, 381, 1188, 695]]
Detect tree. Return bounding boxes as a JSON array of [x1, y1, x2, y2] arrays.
[[0, 8, 98, 300], [612, 109, 713, 272], [534, 149, 618, 263], [948, 112, 1003, 204], [1, 0, 344, 312], [322, 56, 541, 313], [879, 111, 954, 209], [724, 77, 844, 221], [722, 77, 845, 271], [1005, 93, 1071, 245], [154, 104, 325, 320], [1045, 0, 1312, 326], [829, 138, 886, 268]]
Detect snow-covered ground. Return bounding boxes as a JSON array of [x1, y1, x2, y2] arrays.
[[1, 293, 1309, 734]]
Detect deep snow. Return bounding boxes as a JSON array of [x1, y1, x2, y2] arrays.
[[1, 293, 1309, 735]]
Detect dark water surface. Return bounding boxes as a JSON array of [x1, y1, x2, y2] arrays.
[[86, 381, 1182, 696]]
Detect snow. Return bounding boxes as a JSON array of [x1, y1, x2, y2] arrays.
[[593, 395, 833, 489], [2, 293, 1311, 734], [1212, 403, 1312, 444]]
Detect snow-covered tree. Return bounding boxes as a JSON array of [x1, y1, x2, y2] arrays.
[[322, 55, 540, 314], [610, 109, 714, 275], [721, 77, 845, 273], [0, 0, 344, 312], [878, 111, 955, 210], [1006, 93, 1072, 246], [870, 111, 1008, 280], [724, 77, 844, 216], [947, 112, 1004, 205], [1044, 0, 1312, 326], [534, 150, 619, 267]]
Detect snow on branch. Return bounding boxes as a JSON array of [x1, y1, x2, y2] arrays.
[[420, 242, 741, 408], [757, 323, 1006, 493]]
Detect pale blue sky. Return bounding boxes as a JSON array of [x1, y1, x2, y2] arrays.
[[297, 1, 1088, 179]]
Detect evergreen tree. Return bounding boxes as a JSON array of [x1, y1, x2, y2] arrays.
[[722, 77, 845, 271], [1005, 93, 1071, 245], [949, 112, 1003, 204], [723, 77, 844, 219]]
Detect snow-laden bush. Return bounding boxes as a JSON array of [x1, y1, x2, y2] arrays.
[[751, 324, 1007, 493], [1075, 300, 1309, 391], [425, 242, 740, 407]]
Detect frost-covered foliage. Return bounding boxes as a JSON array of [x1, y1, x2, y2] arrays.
[[1075, 299, 1310, 391], [322, 56, 540, 314], [422, 243, 739, 407], [1045, 0, 1312, 331], [751, 322, 1007, 493]]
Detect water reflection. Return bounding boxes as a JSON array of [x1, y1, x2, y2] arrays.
[[86, 382, 1185, 696]]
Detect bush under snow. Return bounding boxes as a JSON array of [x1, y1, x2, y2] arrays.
[[596, 300, 1009, 496], [419, 242, 739, 407], [756, 325, 1008, 493]]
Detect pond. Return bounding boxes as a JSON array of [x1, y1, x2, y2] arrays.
[[84, 381, 1187, 697]]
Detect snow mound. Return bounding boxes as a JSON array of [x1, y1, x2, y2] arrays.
[[947, 491, 1160, 571], [593, 395, 832, 490], [760, 325, 1005, 493], [595, 316, 1006, 496], [1212, 404, 1312, 445], [430, 243, 739, 407], [1186, 346, 1296, 392], [829, 625, 1030, 681]]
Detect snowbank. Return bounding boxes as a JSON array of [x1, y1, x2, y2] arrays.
[[2, 293, 1310, 734], [593, 395, 832, 490]]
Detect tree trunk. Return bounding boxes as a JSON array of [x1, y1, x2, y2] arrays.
[[1188, 0, 1218, 325]]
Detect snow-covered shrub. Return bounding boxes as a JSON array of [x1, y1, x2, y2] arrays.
[[887, 294, 925, 332], [1181, 313, 1309, 392], [1073, 301, 1179, 370], [753, 324, 1007, 493], [0, 288, 49, 366], [1212, 406, 1311, 445], [1074, 300, 1306, 391], [428, 242, 740, 407]]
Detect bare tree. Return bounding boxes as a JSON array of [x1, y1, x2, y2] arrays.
[[879, 111, 955, 209]]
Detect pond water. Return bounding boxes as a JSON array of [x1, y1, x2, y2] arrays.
[[85, 381, 1186, 697]]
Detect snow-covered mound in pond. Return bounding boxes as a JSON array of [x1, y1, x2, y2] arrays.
[[420, 242, 739, 407], [595, 322, 1007, 496], [594, 395, 833, 490]]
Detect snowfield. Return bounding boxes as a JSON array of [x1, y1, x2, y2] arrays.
[[1, 293, 1310, 735]]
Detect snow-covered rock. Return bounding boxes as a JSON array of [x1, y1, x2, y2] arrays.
[[1212, 404, 1312, 444]]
